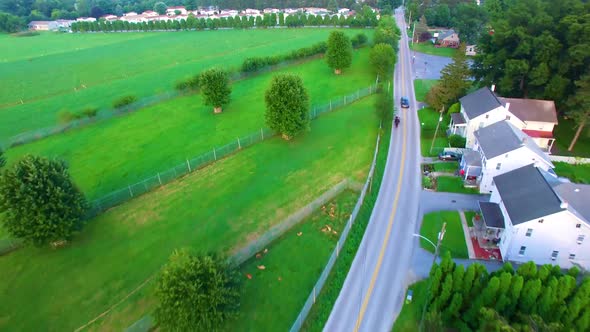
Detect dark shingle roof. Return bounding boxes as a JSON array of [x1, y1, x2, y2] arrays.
[[552, 183, 590, 225], [451, 112, 466, 125], [478, 202, 505, 229], [500, 97, 558, 124], [474, 121, 552, 165], [494, 165, 565, 225], [438, 29, 457, 40], [459, 87, 504, 120]]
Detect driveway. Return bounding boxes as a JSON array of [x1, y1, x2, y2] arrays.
[[411, 52, 453, 80]]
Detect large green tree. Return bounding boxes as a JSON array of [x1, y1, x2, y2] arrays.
[[0, 155, 87, 246], [264, 74, 309, 140], [566, 71, 590, 151], [199, 68, 231, 113], [0, 148, 5, 169], [155, 250, 241, 331], [426, 43, 471, 110], [0, 11, 23, 32], [325, 31, 353, 75], [472, 0, 589, 110], [369, 43, 396, 80], [450, 3, 488, 45], [153, 2, 167, 15]]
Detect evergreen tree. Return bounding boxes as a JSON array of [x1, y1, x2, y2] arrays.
[[519, 278, 542, 314]]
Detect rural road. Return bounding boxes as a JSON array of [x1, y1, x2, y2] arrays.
[[324, 8, 424, 332]]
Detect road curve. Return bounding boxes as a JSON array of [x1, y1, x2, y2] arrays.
[[323, 9, 422, 332]]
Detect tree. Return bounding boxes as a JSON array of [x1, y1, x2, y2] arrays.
[[425, 43, 471, 109], [154, 2, 167, 15], [423, 310, 444, 332], [566, 71, 590, 152], [414, 15, 429, 43], [325, 31, 353, 75], [0, 11, 24, 32], [327, 0, 338, 13], [374, 15, 400, 49], [0, 155, 87, 246], [199, 68, 231, 114], [450, 3, 488, 45], [369, 43, 395, 80], [155, 250, 241, 331], [374, 85, 393, 122], [264, 74, 309, 140]]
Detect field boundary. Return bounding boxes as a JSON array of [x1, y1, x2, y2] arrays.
[[88, 85, 378, 216], [289, 121, 383, 332], [549, 155, 590, 164]]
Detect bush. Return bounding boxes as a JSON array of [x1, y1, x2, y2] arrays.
[[57, 110, 77, 124], [448, 102, 460, 114], [80, 107, 98, 118], [174, 75, 200, 92], [423, 176, 434, 189], [351, 33, 368, 48], [448, 134, 466, 148], [240, 41, 327, 73], [112, 95, 138, 109]]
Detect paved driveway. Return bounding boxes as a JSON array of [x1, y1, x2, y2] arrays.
[[411, 52, 453, 80]]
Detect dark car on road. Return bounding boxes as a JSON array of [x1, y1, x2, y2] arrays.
[[400, 97, 410, 108], [438, 151, 460, 161]]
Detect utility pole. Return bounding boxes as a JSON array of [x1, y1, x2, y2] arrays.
[[411, 21, 416, 45], [429, 106, 445, 155], [419, 222, 446, 332]]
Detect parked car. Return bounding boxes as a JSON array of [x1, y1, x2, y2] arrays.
[[438, 151, 460, 161], [400, 97, 410, 108]]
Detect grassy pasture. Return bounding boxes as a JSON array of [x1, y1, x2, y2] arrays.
[[5, 49, 373, 200], [0, 28, 366, 140], [0, 96, 379, 331]]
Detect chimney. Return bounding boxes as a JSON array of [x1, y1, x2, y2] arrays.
[[491, 84, 496, 92], [560, 201, 568, 209], [505, 102, 510, 112]]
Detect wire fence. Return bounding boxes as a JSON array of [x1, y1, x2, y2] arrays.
[[289, 122, 383, 332], [88, 84, 377, 217]]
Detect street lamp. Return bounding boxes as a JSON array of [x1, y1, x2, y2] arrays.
[[416, 222, 446, 332], [429, 107, 444, 155]]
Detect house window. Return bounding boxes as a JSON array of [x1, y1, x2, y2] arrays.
[[519, 246, 526, 255], [485, 114, 489, 119], [505, 154, 509, 158], [569, 254, 576, 260], [576, 223, 581, 228], [577, 235, 585, 244], [526, 229, 533, 237], [506, 115, 511, 120], [551, 251, 559, 260], [538, 219, 544, 223], [496, 163, 501, 170]]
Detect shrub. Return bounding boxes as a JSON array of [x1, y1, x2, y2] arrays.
[[449, 134, 466, 148], [80, 107, 98, 118], [112, 95, 138, 109], [448, 102, 461, 114], [423, 176, 434, 189], [351, 33, 368, 48], [174, 75, 200, 92], [57, 110, 77, 124]]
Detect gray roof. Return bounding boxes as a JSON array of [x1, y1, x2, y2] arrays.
[[462, 149, 482, 167], [474, 121, 553, 165], [500, 97, 558, 124], [494, 165, 565, 225], [438, 29, 457, 40], [478, 202, 505, 229], [552, 183, 590, 225], [459, 87, 504, 120], [451, 112, 466, 125]]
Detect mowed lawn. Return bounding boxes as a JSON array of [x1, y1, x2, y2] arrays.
[[6, 49, 373, 200], [418, 107, 450, 157], [554, 161, 590, 184], [0, 28, 366, 140], [0, 96, 379, 331], [420, 211, 468, 259], [391, 280, 428, 332], [410, 42, 457, 57], [223, 191, 358, 332], [413, 79, 438, 102]]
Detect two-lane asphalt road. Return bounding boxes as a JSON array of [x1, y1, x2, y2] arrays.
[[324, 9, 422, 332]]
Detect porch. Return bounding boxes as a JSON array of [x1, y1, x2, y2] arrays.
[[472, 201, 504, 260], [447, 113, 467, 137], [522, 129, 556, 153], [459, 149, 482, 187]]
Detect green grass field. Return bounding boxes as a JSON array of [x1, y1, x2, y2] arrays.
[[433, 161, 458, 172], [223, 191, 358, 331], [553, 117, 590, 157], [0, 28, 366, 140], [419, 107, 450, 157], [5, 49, 373, 200], [410, 42, 457, 57], [554, 162, 590, 184], [436, 176, 479, 194], [464, 211, 477, 228], [420, 211, 468, 259], [413, 79, 438, 102], [391, 280, 428, 332], [0, 96, 379, 331]]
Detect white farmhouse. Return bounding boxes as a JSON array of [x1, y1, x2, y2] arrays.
[[166, 6, 188, 15], [463, 120, 554, 193], [478, 165, 590, 270]]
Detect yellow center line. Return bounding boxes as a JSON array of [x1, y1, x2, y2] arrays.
[[353, 15, 408, 332]]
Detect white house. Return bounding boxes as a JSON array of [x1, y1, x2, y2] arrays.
[[464, 120, 554, 193], [76, 17, 96, 22], [120, 15, 147, 23], [123, 11, 138, 16], [142, 10, 158, 17], [465, 44, 477, 56], [28, 20, 58, 30], [481, 165, 590, 270], [449, 87, 559, 152], [166, 6, 188, 15]]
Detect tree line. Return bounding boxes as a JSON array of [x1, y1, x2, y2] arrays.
[[70, 9, 378, 32], [424, 252, 590, 331]]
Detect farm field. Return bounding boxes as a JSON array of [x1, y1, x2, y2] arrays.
[[0, 96, 379, 331], [0, 28, 366, 140], [5, 49, 374, 200]]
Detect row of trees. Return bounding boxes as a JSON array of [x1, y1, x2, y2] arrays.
[[425, 252, 590, 331], [70, 10, 378, 33]]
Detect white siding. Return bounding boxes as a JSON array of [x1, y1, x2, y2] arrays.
[[501, 211, 590, 270], [464, 106, 509, 148], [523, 121, 555, 132], [477, 147, 553, 193]]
